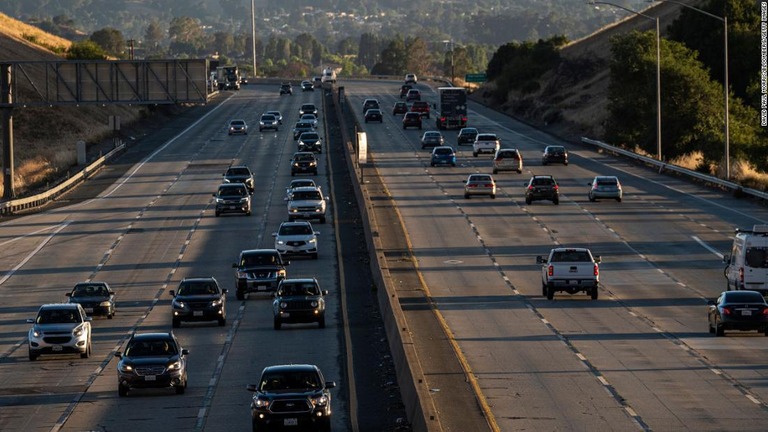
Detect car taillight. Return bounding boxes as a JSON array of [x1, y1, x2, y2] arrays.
[[496, 157, 503, 161], [548, 265, 553, 276], [762, 307, 768, 316], [739, 267, 744, 282], [722, 306, 732, 316], [593, 264, 599, 276], [553, 185, 559, 191]]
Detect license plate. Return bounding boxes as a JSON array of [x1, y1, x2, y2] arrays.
[[742, 310, 752, 316], [229, 206, 237, 209], [52, 345, 63, 352], [281, 312, 291, 318], [144, 375, 156, 381], [193, 311, 203, 317], [84, 308, 94, 314], [284, 418, 298, 426]]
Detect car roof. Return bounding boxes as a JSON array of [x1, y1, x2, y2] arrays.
[[290, 186, 321, 193], [532, 175, 554, 179], [468, 174, 493, 180], [262, 364, 320, 374], [219, 183, 246, 188], [460, 128, 478, 132], [280, 278, 318, 284], [261, 114, 276, 118], [293, 151, 315, 156], [130, 332, 175, 341], [280, 221, 312, 227], [39, 303, 81, 310], [289, 179, 316, 185], [240, 249, 281, 256], [476, 133, 497, 138], [230, 119, 245, 123], [181, 276, 217, 283]]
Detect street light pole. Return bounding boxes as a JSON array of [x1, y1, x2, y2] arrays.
[[251, 0, 257, 78], [649, 0, 729, 178], [589, 2, 662, 161], [443, 40, 455, 85]]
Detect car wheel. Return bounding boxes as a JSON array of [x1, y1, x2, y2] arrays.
[[318, 316, 326, 329], [546, 286, 555, 300], [591, 287, 598, 300], [81, 340, 91, 359], [175, 383, 186, 395], [464, 194, 470, 199], [708, 320, 715, 334], [274, 317, 282, 330], [616, 197, 622, 202], [517, 169, 522, 174], [715, 319, 725, 336], [473, 152, 478, 157], [218, 317, 226, 326], [542, 283, 547, 297], [525, 197, 532, 205], [118, 383, 129, 397], [492, 169, 497, 174], [553, 199, 559, 205], [542, 161, 547, 166], [236, 290, 245, 301], [430, 162, 435, 167], [564, 162, 568, 166], [490, 194, 496, 199], [28, 349, 38, 361], [319, 216, 326, 224], [172, 318, 181, 328], [313, 253, 319, 260], [588, 195, 596, 202]]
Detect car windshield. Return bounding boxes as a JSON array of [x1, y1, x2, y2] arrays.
[[267, 111, 280, 117], [279, 282, 320, 296], [289, 180, 315, 189], [226, 168, 250, 176], [295, 123, 313, 129], [259, 371, 321, 391], [241, 253, 278, 266], [37, 308, 80, 324], [596, 177, 618, 186], [177, 281, 219, 296], [231, 121, 244, 126], [292, 191, 322, 200], [301, 105, 315, 111], [294, 154, 315, 161], [532, 178, 554, 186], [745, 247, 768, 268], [724, 291, 766, 303], [460, 129, 477, 135], [499, 151, 518, 158], [301, 114, 316, 120], [261, 115, 275, 121], [126, 339, 177, 356], [477, 135, 497, 141], [280, 224, 313, 235], [219, 186, 247, 196], [550, 250, 591, 262], [434, 148, 452, 155], [547, 146, 565, 153], [300, 133, 319, 141], [73, 284, 108, 297], [425, 133, 440, 138], [469, 175, 492, 183]]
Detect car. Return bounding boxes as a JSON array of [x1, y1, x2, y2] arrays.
[[364, 108, 383, 123], [66, 281, 115, 319], [542, 145, 568, 165], [213, 183, 251, 217], [223, 165, 255, 193], [301, 80, 314, 91], [405, 73, 418, 84], [588, 176, 623, 202], [430, 146, 456, 167], [286, 185, 328, 223], [233, 249, 289, 299], [279, 83, 293, 95], [420, 131, 445, 149], [362, 99, 379, 114], [293, 121, 316, 140], [410, 101, 430, 118], [457, 127, 479, 146], [464, 174, 496, 199], [299, 103, 318, 116], [392, 101, 409, 115], [402, 112, 422, 129], [493, 148, 523, 174], [285, 178, 318, 200], [313, 76, 322, 87], [538, 248, 600, 300], [299, 113, 319, 128], [273, 221, 320, 259], [405, 89, 421, 101], [708, 290, 768, 336], [169, 277, 227, 327], [259, 114, 279, 132], [290, 152, 319, 176], [525, 175, 560, 205], [27, 303, 92, 360], [240, 76, 248, 85], [265, 110, 283, 124], [399, 84, 413, 98], [247, 364, 335, 431], [228, 119, 248, 135], [472, 133, 500, 157], [297, 131, 323, 153], [272, 278, 328, 329], [115, 332, 188, 396]]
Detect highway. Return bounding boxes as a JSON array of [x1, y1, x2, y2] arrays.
[[1, 78, 768, 432], [345, 79, 768, 431]]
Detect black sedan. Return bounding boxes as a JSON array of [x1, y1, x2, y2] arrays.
[[66, 281, 115, 318], [708, 290, 768, 336], [364, 108, 383, 123]]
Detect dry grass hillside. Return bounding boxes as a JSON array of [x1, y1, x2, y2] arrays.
[[0, 13, 147, 197]]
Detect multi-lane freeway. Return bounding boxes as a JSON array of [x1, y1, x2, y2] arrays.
[[1, 78, 768, 432]]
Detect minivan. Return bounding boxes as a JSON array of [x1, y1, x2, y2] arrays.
[[724, 225, 768, 294]]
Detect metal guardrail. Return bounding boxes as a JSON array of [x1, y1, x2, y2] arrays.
[[581, 137, 768, 201], [0, 142, 126, 216]]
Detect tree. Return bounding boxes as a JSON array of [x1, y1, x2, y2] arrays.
[[374, 35, 407, 75], [90, 27, 125, 58], [67, 40, 107, 60], [405, 37, 432, 76], [144, 19, 165, 51], [212, 31, 235, 57]]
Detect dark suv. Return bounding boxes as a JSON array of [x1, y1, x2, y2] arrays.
[[213, 183, 251, 217], [115, 332, 188, 397], [525, 175, 560, 205], [247, 364, 335, 432], [223, 165, 254, 193], [233, 249, 289, 299], [290, 152, 319, 176], [542, 145, 568, 165], [279, 83, 292, 95], [272, 278, 328, 329], [169, 277, 227, 327]]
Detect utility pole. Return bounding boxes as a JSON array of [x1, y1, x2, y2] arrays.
[[251, 0, 257, 77], [1, 64, 14, 199]]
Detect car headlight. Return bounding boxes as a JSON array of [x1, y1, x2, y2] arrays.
[[311, 394, 329, 407], [100, 301, 111, 307], [237, 271, 248, 278], [173, 300, 186, 309], [277, 240, 286, 245], [31, 328, 41, 338], [73, 325, 85, 337], [280, 301, 288, 309], [239, 198, 248, 204], [277, 270, 286, 278], [253, 398, 270, 409], [310, 301, 319, 308], [119, 363, 134, 373], [309, 162, 317, 167], [308, 238, 316, 244], [293, 162, 300, 167], [215, 198, 224, 204], [167, 361, 182, 371], [210, 299, 222, 307], [290, 208, 298, 213]]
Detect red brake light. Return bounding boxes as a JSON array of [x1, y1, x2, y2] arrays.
[[593, 264, 599, 276], [553, 185, 559, 191], [762, 307, 768, 316], [548, 265, 553, 277], [722, 306, 732, 316], [739, 267, 744, 282]]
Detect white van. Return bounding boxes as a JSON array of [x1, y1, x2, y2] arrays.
[[724, 225, 768, 294], [321, 68, 336, 84]]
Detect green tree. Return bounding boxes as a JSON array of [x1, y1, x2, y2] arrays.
[[374, 35, 407, 75], [90, 27, 125, 58], [212, 31, 235, 57], [66, 40, 107, 60], [405, 37, 432, 76]]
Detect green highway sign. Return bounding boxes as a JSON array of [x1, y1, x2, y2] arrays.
[[465, 73, 487, 83]]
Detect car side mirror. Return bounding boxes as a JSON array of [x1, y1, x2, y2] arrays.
[[722, 254, 730, 263], [536, 256, 547, 264], [26, 318, 35, 324], [181, 349, 189, 356], [66, 292, 72, 297], [322, 290, 329, 296], [246, 384, 258, 392], [326, 381, 336, 389], [212, 193, 216, 197], [314, 231, 320, 235], [594, 256, 601, 263], [232, 263, 239, 268], [169, 290, 176, 297], [222, 289, 228, 294], [272, 232, 277, 237], [114, 351, 123, 358], [84, 316, 93, 322]]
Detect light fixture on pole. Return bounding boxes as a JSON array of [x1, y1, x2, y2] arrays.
[[649, 0, 729, 178], [588, 1, 662, 162]]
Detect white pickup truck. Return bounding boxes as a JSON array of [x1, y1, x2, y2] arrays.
[[537, 248, 601, 300]]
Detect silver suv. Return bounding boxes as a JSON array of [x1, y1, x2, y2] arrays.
[[27, 303, 92, 361], [273, 221, 320, 259], [492, 148, 523, 173], [286, 186, 328, 224]]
